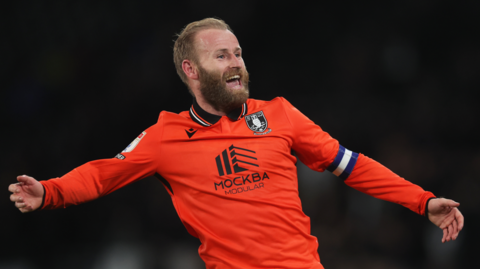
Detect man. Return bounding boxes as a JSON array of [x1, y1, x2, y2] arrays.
[[9, 18, 463, 269]]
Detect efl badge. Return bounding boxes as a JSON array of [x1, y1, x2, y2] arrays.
[[245, 111, 272, 135], [122, 131, 146, 153]]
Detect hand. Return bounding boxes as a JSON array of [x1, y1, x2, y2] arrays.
[[427, 198, 464, 243], [9, 175, 44, 213]]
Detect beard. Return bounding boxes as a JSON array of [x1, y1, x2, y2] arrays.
[[197, 64, 249, 114]]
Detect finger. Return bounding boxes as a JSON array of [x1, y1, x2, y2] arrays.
[[452, 219, 458, 240], [19, 207, 31, 213], [447, 224, 453, 242], [440, 208, 460, 229], [455, 208, 464, 232], [16, 202, 26, 208], [439, 212, 456, 229], [8, 183, 21, 193], [442, 228, 447, 243], [10, 194, 23, 202]]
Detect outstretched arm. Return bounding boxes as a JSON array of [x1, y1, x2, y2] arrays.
[[427, 198, 464, 243], [11, 124, 163, 210], [338, 154, 464, 243], [9, 175, 44, 213]]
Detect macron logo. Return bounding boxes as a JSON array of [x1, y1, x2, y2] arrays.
[[185, 128, 197, 138]]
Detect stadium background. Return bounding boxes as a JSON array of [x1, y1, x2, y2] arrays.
[[1, 1, 479, 268]]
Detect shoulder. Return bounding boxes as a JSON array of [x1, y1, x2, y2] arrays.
[[246, 97, 292, 112], [156, 110, 191, 123]]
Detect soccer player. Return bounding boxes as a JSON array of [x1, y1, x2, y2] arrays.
[[9, 18, 463, 269]]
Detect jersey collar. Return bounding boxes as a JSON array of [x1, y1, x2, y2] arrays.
[[189, 99, 248, 127]]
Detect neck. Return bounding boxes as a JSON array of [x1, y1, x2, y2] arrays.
[[194, 94, 226, 116]]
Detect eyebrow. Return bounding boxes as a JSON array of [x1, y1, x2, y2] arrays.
[[214, 47, 242, 54]]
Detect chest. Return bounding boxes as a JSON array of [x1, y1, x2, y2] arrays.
[[157, 117, 298, 193]]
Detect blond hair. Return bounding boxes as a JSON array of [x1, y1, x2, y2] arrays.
[[173, 18, 232, 91]]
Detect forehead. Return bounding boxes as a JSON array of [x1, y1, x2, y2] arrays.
[[194, 29, 240, 56]]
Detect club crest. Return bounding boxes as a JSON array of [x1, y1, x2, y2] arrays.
[[245, 111, 271, 135]]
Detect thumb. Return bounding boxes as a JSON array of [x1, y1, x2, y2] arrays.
[[441, 199, 460, 208], [17, 175, 34, 184]]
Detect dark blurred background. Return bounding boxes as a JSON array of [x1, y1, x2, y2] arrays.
[[1, 1, 479, 268]]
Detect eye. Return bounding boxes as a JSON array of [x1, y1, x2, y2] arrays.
[[217, 55, 225, 59], [235, 53, 241, 58]]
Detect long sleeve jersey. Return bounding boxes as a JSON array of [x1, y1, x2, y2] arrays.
[[41, 97, 435, 269]]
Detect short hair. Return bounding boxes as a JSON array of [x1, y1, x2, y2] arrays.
[[173, 18, 232, 91]]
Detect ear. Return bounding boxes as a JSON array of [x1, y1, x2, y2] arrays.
[[182, 60, 199, 80]]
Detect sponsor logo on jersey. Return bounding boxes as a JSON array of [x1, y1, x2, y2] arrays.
[[122, 131, 146, 153], [214, 172, 269, 192], [214, 144, 270, 195], [215, 145, 258, 176], [245, 111, 271, 135], [185, 128, 197, 138]]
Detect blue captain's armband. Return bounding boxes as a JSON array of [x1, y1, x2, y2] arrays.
[[326, 145, 359, 180]]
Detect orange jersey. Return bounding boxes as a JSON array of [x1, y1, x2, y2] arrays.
[[41, 97, 435, 269]]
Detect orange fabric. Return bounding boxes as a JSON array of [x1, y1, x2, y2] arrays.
[[345, 154, 435, 215], [41, 97, 433, 268]]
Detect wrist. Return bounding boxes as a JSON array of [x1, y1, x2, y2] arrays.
[[38, 183, 46, 210], [425, 197, 436, 217]]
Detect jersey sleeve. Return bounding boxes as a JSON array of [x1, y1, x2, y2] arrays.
[[279, 97, 339, 172], [280, 97, 435, 215], [344, 153, 435, 215], [40, 117, 164, 210]]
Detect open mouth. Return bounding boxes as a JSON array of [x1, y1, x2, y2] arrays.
[[225, 75, 242, 89]]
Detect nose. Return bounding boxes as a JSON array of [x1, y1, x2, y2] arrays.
[[229, 54, 242, 68]]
